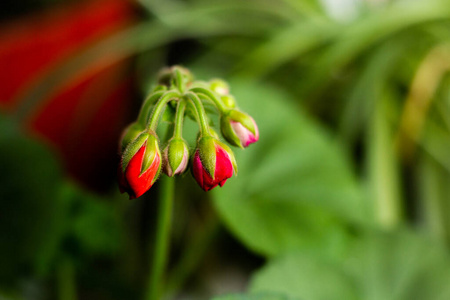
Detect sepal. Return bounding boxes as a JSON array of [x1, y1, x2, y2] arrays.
[[196, 136, 217, 179], [121, 132, 149, 173]]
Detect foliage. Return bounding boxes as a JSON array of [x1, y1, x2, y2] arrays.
[[2, 0, 450, 298], [213, 81, 371, 258], [249, 230, 450, 300]]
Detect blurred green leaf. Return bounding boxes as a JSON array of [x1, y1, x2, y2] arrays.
[[0, 114, 122, 287], [236, 19, 337, 78], [212, 81, 372, 257], [0, 115, 65, 284], [250, 252, 356, 300], [366, 89, 403, 229], [67, 185, 123, 256], [339, 38, 405, 145], [250, 230, 450, 300], [300, 0, 450, 95]]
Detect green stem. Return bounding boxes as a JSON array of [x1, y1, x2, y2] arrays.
[[174, 100, 187, 139], [57, 258, 77, 300], [186, 92, 210, 135], [189, 87, 228, 113], [137, 91, 165, 126], [166, 216, 220, 297], [174, 68, 185, 93], [148, 91, 181, 131], [145, 176, 175, 300]]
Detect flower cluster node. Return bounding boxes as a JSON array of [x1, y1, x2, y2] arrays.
[[118, 66, 259, 199]]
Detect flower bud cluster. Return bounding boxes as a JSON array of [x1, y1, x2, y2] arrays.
[[118, 66, 259, 199]]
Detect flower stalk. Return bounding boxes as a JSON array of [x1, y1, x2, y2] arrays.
[[147, 91, 181, 131], [186, 92, 210, 136], [145, 175, 174, 300]]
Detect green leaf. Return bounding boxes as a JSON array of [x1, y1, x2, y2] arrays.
[[212, 81, 372, 257], [250, 252, 357, 300], [299, 0, 450, 95], [0, 115, 65, 284], [68, 186, 123, 256], [0, 114, 123, 287], [250, 230, 450, 300]]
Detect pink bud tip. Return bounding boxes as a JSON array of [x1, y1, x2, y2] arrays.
[[231, 117, 259, 147]]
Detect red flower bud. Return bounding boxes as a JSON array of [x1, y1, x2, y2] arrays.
[[118, 133, 161, 199], [192, 137, 236, 191]]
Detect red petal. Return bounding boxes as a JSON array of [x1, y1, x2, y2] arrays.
[[214, 146, 233, 183]]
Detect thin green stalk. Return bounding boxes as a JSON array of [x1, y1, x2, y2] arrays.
[[186, 92, 210, 135], [148, 91, 180, 131], [174, 100, 187, 139], [137, 91, 165, 126], [57, 258, 77, 300], [145, 176, 175, 300], [165, 216, 220, 297], [189, 87, 227, 113], [174, 68, 185, 94]]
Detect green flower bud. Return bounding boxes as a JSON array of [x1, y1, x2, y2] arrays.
[[163, 139, 189, 177], [157, 65, 193, 87], [209, 79, 229, 95]]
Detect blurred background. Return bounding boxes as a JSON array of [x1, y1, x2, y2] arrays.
[[1, 0, 450, 299]]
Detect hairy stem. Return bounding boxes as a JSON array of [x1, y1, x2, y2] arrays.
[[186, 92, 210, 136], [189, 87, 227, 113], [174, 100, 187, 139], [148, 91, 181, 131], [145, 176, 175, 300], [174, 68, 185, 93], [137, 91, 165, 126]]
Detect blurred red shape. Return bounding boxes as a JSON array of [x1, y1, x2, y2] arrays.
[[0, 0, 137, 191]]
